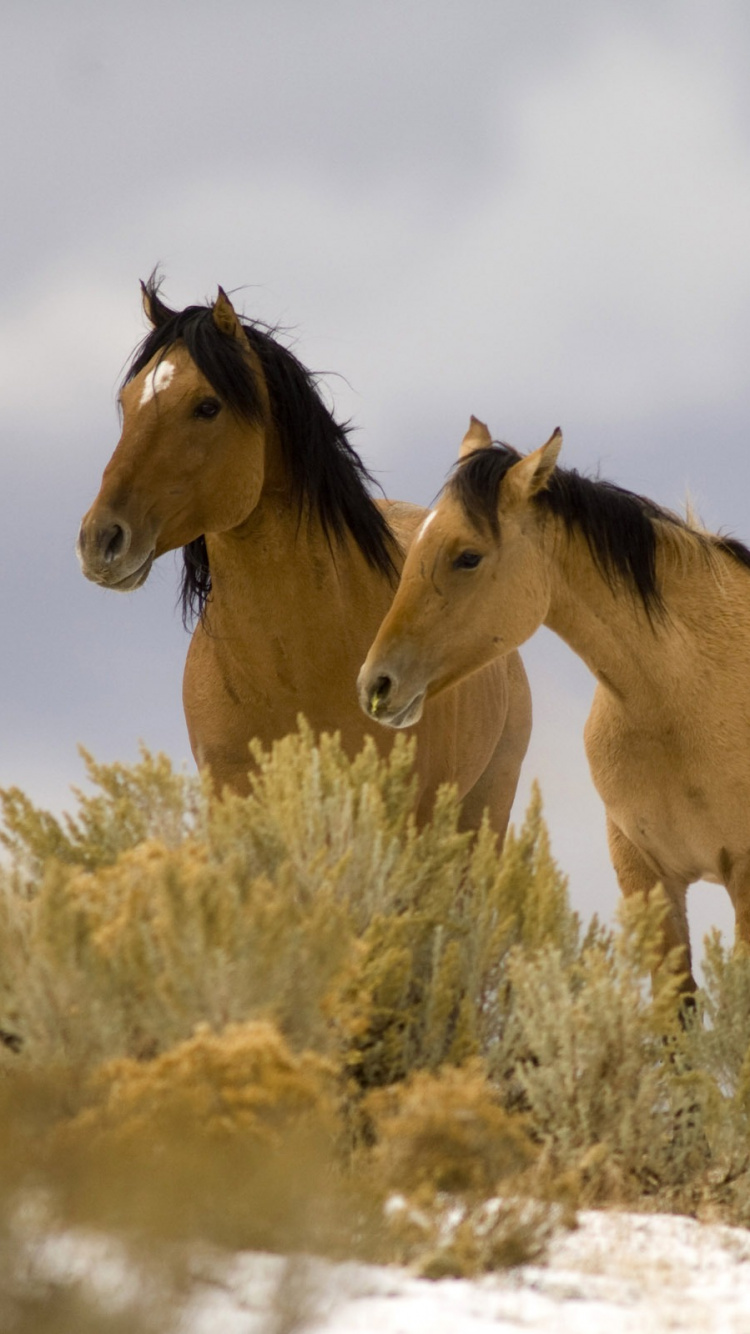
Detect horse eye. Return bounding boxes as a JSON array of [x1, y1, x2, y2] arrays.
[[194, 397, 221, 420], [452, 550, 483, 571]]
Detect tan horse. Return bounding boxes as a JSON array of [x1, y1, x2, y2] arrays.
[[77, 285, 531, 835], [359, 418, 750, 991]]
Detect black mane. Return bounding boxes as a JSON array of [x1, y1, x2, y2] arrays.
[[123, 278, 398, 625], [449, 445, 750, 617]]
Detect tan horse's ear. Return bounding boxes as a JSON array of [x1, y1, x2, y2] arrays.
[[141, 278, 173, 329], [459, 415, 493, 460], [502, 428, 562, 509], [212, 287, 246, 342]]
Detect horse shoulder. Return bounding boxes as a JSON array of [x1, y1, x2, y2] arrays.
[[583, 680, 701, 824]]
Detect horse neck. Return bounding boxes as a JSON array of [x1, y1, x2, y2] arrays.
[[542, 519, 692, 703], [203, 487, 390, 649]]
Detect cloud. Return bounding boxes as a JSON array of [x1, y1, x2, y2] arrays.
[[5, 8, 750, 458], [0, 269, 144, 444]]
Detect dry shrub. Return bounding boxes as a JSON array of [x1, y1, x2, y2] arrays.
[[689, 932, 750, 1112], [676, 936, 750, 1223], [0, 726, 573, 1285], [0, 726, 573, 1084], [361, 1060, 565, 1278], [365, 1060, 536, 1196], [0, 836, 356, 1067], [362, 1060, 552, 1276], [342, 779, 576, 1089], [7, 724, 750, 1286], [382, 1190, 559, 1279], [50, 1020, 352, 1254], [75, 1018, 335, 1145], [0, 746, 198, 878], [0, 1025, 373, 1317], [0, 732, 569, 1272], [499, 890, 714, 1209]]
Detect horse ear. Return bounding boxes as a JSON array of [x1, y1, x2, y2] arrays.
[[459, 415, 493, 460], [141, 277, 173, 328], [212, 287, 245, 342], [502, 428, 562, 509]]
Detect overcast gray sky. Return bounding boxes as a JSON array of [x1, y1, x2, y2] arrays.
[[2, 0, 749, 955]]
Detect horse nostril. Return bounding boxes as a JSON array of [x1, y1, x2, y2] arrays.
[[370, 674, 392, 716], [103, 523, 126, 563]]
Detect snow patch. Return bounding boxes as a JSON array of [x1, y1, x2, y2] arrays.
[[182, 1211, 750, 1333], [18, 1209, 750, 1333]]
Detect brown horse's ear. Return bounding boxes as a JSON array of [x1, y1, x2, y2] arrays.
[[140, 277, 173, 328], [501, 428, 562, 509], [212, 287, 245, 342], [458, 415, 493, 460]]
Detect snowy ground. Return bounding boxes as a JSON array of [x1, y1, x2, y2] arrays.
[[180, 1211, 750, 1333], [32, 1208, 750, 1333]]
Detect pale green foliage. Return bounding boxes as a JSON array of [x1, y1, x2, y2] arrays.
[[677, 935, 750, 1219], [491, 782, 579, 958], [0, 746, 199, 878], [501, 890, 704, 1201], [691, 932, 750, 1105], [224, 724, 419, 929], [0, 727, 573, 1082], [0, 726, 408, 1066], [343, 778, 576, 1088], [3, 724, 750, 1282], [0, 725, 576, 1276], [0, 827, 354, 1068]]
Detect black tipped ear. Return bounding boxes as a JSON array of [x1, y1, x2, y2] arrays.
[[501, 428, 563, 510], [212, 287, 246, 342], [141, 272, 174, 328]]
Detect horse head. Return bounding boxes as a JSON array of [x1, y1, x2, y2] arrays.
[[77, 283, 270, 597], [358, 421, 561, 725]]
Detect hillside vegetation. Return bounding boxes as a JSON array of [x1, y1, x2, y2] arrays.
[[1, 723, 749, 1326]]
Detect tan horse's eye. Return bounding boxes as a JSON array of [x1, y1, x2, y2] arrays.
[[194, 397, 222, 420], [452, 551, 483, 571]]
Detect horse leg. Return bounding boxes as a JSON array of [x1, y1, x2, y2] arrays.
[[725, 853, 750, 955], [606, 816, 696, 995], [458, 652, 532, 841]]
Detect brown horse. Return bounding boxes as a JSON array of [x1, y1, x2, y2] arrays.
[[359, 419, 750, 990], [77, 286, 531, 835]]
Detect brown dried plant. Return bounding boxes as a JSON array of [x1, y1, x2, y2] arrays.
[[1, 722, 750, 1309]]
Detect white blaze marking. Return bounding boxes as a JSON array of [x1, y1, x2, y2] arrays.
[[416, 510, 437, 543], [139, 359, 175, 406]]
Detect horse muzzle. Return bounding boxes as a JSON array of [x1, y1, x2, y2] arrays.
[[76, 512, 155, 591], [356, 663, 427, 729]]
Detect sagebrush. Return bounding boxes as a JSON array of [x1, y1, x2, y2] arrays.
[[1, 723, 749, 1316]]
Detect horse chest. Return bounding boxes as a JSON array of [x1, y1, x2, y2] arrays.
[[186, 620, 361, 725]]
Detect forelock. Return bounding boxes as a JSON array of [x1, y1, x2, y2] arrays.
[[446, 445, 522, 537]]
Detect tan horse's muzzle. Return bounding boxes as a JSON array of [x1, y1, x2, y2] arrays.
[[76, 505, 155, 592], [356, 653, 427, 729]]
